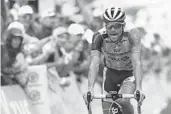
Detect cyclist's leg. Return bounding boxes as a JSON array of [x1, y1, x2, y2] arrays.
[[116, 76, 136, 114], [102, 67, 122, 114]]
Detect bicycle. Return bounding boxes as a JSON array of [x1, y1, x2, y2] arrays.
[[86, 90, 145, 114]]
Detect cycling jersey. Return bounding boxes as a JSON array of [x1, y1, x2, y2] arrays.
[[92, 27, 141, 71]]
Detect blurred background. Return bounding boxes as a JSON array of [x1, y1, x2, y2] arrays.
[[1, 0, 171, 114]]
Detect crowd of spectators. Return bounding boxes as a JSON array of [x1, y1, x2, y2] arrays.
[[1, 0, 93, 87]]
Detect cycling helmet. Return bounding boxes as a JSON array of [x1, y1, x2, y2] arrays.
[[103, 7, 126, 23]]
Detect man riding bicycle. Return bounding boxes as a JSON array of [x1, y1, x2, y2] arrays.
[[88, 7, 144, 114]]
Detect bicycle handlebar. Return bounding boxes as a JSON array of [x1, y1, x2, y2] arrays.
[[93, 93, 135, 99], [86, 91, 145, 114]]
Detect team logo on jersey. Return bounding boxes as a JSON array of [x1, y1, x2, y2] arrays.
[[121, 56, 130, 61]]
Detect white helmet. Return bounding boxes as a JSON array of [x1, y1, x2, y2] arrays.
[[103, 7, 126, 23]]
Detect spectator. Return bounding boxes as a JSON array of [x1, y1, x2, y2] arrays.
[[37, 9, 60, 39], [25, 27, 70, 88], [151, 33, 163, 75], [1, 21, 27, 86], [24, 29, 64, 70], [72, 40, 91, 88], [66, 23, 85, 51], [18, 5, 41, 37], [56, 24, 91, 88], [50, 27, 71, 77], [53, 26, 69, 48], [91, 8, 103, 32], [25, 42, 54, 66], [9, 9, 18, 22]]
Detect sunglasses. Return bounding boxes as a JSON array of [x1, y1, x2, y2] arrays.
[[106, 23, 123, 29]]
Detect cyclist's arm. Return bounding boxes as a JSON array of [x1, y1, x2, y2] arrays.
[[129, 28, 142, 90], [88, 32, 103, 91], [88, 51, 100, 91]]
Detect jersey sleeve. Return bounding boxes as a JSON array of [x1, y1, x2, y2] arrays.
[[128, 28, 142, 53], [91, 32, 103, 52]]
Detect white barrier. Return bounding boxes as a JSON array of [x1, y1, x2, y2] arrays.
[[24, 65, 51, 114], [1, 66, 90, 114], [1, 85, 35, 114]]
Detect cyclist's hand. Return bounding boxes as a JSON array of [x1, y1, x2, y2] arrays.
[[83, 89, 94, 104], [87, 89, 94, 102], [135, 89, 145, 105]]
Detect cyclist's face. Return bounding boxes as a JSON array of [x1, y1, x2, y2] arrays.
[[106, 22, 123, 41], [11, 36, 22, 48]]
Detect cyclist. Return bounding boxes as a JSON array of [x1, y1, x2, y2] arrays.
[[88, 7, 144, 114]]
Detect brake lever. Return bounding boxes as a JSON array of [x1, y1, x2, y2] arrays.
[[136, 90, 140, 101], [135, 90, 141, 114], [87, 91, 92, 110], [135, 90, 145, 114]]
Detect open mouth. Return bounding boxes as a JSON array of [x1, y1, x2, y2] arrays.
[[110, 34, 118, 36]]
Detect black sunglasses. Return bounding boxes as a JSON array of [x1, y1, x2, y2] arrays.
[[106, 23, 124, 29]]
